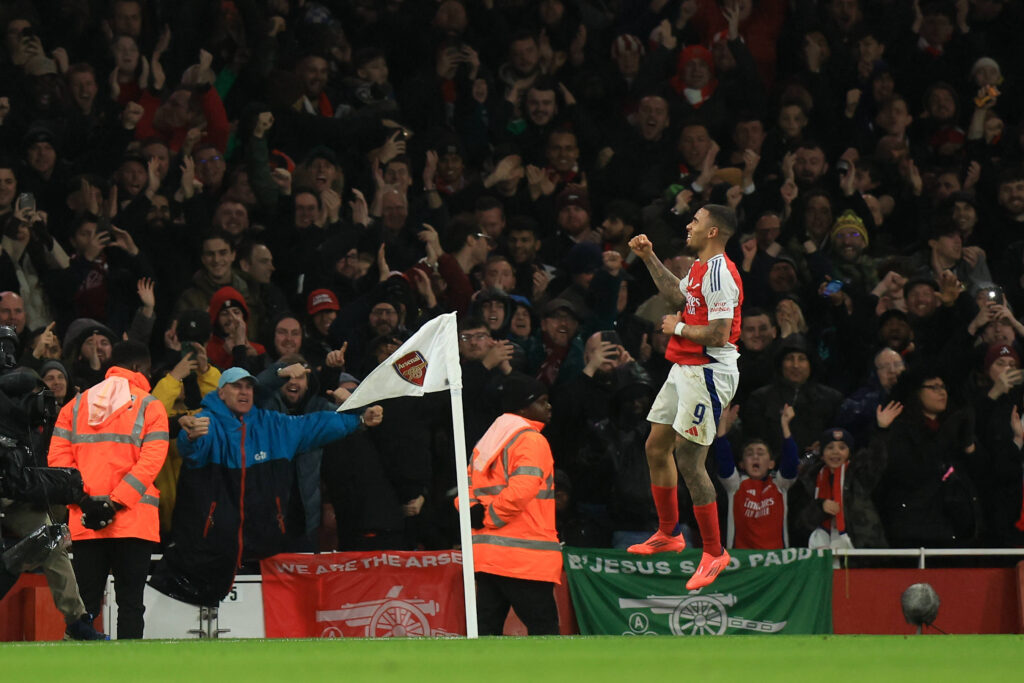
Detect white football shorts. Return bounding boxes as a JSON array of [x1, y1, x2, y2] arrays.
[[647, 363, 738, 446]]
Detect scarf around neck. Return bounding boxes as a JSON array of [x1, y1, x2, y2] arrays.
[[815, 462, 847, 534]]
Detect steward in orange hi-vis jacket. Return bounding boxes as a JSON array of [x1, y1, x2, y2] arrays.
[[459, 373, 561, 635], [49, 342, 167, 639]]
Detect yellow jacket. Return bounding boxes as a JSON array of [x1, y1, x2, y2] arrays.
[[151, 366, 221, 534]]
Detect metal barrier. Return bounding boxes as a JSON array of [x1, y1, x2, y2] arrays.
[[832, 547, 1024, 569]]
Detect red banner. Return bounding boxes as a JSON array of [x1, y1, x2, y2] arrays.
[[260, 550, 466, 638]]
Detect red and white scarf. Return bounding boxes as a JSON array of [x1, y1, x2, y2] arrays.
[[669, 77, 717, 108], [815, 463, 847, 534]]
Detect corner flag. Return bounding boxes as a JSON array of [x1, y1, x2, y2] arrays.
[[336, 312, 478, 638], [339, 312, 461, 410]]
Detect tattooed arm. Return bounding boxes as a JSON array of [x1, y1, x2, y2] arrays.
[[661, 316, 732, 347], [630, 234, 685, 308], [684, 318, 733, 347]]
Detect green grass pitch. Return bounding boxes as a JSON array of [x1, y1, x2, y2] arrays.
[[3, 635, 1022, 682]]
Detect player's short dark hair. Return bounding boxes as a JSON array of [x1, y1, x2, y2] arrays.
[[703, 204, 737, 238]]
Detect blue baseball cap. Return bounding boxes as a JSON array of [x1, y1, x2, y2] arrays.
[[218, 367, 257, 389]]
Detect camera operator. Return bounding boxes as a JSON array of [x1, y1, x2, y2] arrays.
[[0, 325, 107, 639]]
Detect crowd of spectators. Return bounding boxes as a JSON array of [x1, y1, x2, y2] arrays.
[[2, 0, 1024, 564]]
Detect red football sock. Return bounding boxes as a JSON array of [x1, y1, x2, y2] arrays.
[[693, 501, 723, 555], [651, 485, 679, 535]]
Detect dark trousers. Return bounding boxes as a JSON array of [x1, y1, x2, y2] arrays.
[[475, 572, 559, 636], [72, 538, 154, 639]]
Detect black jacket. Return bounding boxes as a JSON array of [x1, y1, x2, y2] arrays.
[[877, 409, 984, 547], [742, 378, 844, 454], [796, 430, 890, 549]]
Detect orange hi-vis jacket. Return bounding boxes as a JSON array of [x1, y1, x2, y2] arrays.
[[463, 413, 562, 584], [49, 367, 168, 542]]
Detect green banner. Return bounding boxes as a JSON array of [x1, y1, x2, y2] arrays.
[[564, 547, 833, 636]]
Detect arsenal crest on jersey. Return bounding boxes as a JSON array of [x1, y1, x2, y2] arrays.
[[392, 351, 428, 387]]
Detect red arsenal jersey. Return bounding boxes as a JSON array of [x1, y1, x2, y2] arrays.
[[665, 253, 743, 369], [730, 476, 789, 550]]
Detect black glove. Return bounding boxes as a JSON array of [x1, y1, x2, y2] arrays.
[[470, 503, 486, 530], [79, 496, 117, 531]]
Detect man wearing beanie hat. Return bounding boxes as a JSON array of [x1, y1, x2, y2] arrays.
[[982, 342, 1022, 401], [40, 358, 74, 405], [544, 184, 597, 265], [743, 335, 844, 456], [826, 210, 878, 294], [63, 318, 118, 391], [23, 124, 71, 219], [458, 373, 561, 635], [830, 210, 869, 251]]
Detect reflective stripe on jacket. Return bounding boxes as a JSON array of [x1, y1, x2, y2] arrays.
[[49, 366, 168, 542], [465, 413, 561, 583]]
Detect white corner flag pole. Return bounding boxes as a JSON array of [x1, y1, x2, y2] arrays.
[[449, 385, 479, 639], [337, 312, 477, 638]]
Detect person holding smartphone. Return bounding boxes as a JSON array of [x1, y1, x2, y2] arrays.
[[545, 328, 647, 515], [1, 173, 71, 331]]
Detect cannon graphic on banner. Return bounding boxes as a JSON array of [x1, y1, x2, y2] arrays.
[[316, 585, 448, 637], [618, 592, 787, 636]]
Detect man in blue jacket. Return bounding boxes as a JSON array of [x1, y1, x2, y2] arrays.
[[149, 367, 382, 607], [255, 355, 348, 551]]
